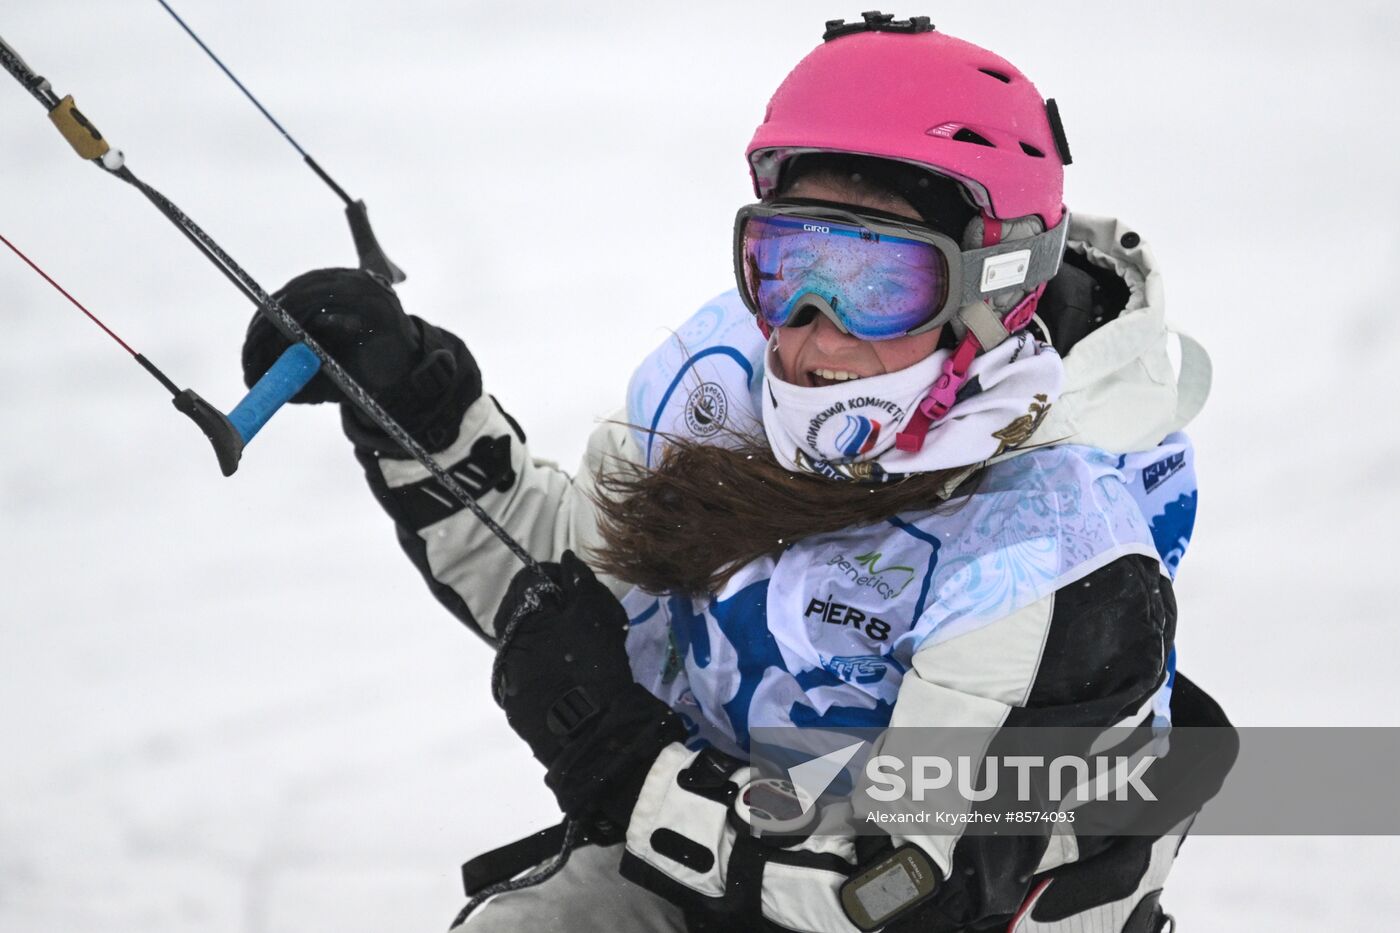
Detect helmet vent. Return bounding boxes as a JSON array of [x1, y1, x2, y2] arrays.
[[1019, 141, 1045, 158], [978, 68, 1011, 83], [952, 127, 995, 148]]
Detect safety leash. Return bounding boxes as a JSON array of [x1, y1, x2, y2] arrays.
[[3, 29, 573, 918], [0, 232, 187, 397], [0, 31, 550, 587]]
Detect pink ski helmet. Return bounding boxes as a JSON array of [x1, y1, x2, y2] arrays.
[[745, 13, 1074, 453], [746, 13, 1070, 229]]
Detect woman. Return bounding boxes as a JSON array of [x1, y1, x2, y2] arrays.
[[243, 13, 1228, 932]]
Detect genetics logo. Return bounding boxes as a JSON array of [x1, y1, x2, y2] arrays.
[[836, 414, 882, 458], [823, 550, 917, 601], [684, 382, 728, 437]]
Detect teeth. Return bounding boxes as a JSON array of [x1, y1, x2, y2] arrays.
[[815, 368, 862, 382]]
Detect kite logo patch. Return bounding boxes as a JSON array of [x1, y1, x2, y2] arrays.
[[1143, 451, 1186, 493]]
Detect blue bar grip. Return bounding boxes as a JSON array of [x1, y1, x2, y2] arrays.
[[227, 342, 322, 443]]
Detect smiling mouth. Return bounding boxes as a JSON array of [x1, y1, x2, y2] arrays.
[[808, 368, 866, 388]]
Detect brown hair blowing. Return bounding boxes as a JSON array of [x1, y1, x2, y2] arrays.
[[590, 156, 981, 596], [589, 431, 973, 597]]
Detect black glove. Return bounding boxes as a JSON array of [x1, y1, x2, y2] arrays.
[[243, 268, 423, 402], [241, 267, 483, 452], [495, 552, 686, 830]]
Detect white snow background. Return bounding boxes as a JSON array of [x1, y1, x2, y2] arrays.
[[2, 1, 1398, 929]]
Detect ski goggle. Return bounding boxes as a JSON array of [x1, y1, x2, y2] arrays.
[[733, 202, 1069, 341]]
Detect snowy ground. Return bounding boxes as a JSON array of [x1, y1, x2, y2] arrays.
[[2, 1, 1398, 930]]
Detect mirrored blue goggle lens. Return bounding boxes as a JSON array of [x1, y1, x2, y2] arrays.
[[740, 214, 949, 340]]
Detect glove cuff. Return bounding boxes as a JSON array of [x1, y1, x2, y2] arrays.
[[545, 682, 688, 832], [340, 317, 484, 454]]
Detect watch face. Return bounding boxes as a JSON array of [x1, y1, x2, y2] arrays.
[[744, 780, 805, 822], [734, 777, 818, 835]]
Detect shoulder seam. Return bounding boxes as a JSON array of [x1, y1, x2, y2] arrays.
[[1016, 590, 1056, 708]]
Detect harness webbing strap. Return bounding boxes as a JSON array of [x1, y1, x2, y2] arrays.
[[452, 820, 584, 927]]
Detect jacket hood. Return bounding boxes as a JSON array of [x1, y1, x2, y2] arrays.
[[1011, 212, 1211, 458]]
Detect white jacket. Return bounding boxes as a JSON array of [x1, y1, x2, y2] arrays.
[[350, 214, 1213, 931]]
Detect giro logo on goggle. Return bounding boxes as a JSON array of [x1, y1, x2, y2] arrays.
[[802, 223, 832, 233]]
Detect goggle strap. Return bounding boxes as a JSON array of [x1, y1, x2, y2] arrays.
[[957, 300, 1010, 351], [955, 213, 1069, 309], [981, 215, 1004, 247], [1002, 284, 1045, 333]]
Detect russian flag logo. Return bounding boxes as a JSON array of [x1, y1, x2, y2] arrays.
[[836, 415, 882, 458]]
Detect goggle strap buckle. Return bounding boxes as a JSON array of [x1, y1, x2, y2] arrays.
[[895, 332, 982, 452], [894, 284, 1044, 453]]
